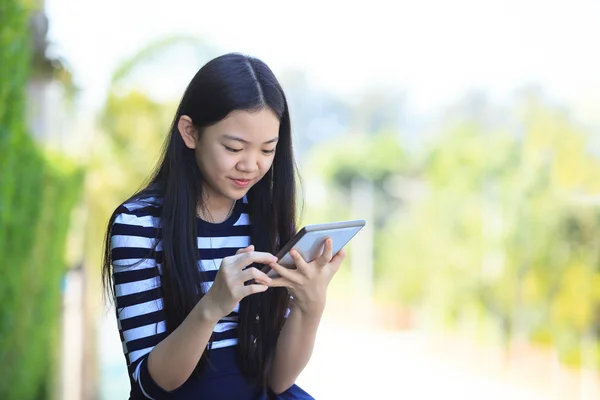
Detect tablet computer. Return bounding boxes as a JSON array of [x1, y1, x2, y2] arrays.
[[261, 219, 366, 278]]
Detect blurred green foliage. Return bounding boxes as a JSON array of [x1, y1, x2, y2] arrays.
[[310, 101, 600, 369], [0, 1, 83, 398]]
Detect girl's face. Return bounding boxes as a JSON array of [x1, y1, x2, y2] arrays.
[[179, 109, 280, 206]]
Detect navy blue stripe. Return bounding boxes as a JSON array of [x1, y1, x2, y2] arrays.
[[198, 224, 251, 237], [212, 328, 238, 343], [112, 247, 156, 261], [114, 268, 158, 285], [111, 223, 161, 239], [199, 270, 217, 282], [126, 331, 168, 353], [120, 311, 165, 331], [122, 205, 162, 218], [117, 287, 162, 308], [114, 246, 246, 263], [198, 247, 243, 260], [112, 225, 252, 239]]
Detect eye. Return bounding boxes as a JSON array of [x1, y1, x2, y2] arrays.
[[224, 145, 242, 153], [262, 149, 276, 155]]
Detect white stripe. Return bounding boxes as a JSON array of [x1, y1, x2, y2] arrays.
[[214, 321, 237, 333], [197, 236, 250, 249], [234, 213, 250, 226], [119, 299, 163, 320], [124, 198, 160, 212], [199, 259, 222, 271], [138, 359, 156, 400], [200, 281, 213, 294], [133, 359, 143, 381], [129, 347, 153, 365], [115, 278, 160, 297], [112, 234, 155, 249], [123, 321, 167, 343], [210, 338, 238, 349], [113, 258, 156, 271], [115, 213, 160, 228]]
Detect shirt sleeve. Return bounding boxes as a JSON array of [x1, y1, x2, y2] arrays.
[[110, 206, 172, 399]]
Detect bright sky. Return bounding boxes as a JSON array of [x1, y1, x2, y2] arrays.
[[46, 0, 600, 118]]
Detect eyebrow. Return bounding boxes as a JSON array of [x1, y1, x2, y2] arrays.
[[223, 134, 279, 145]]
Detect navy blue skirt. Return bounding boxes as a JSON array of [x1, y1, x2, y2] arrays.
[[131, 346, 314, 399]]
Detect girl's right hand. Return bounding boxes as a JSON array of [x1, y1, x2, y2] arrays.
[[200, 245, 277, 322]]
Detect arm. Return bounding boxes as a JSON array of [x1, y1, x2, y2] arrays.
[[111, 209, 275, 395], [267, 303, 324, 393], [266, 239, 346, 394], [145, 298, 220, 391], [146, 258, 275, 391], [111, 210, 219, 395]]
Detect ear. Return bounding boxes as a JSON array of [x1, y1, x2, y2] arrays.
[[178, 115, 198, 149]]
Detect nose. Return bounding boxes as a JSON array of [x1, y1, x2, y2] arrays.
[[236, 152, 260, 173]]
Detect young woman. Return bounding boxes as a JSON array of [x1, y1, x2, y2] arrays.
[[101, 53, 345, 399]]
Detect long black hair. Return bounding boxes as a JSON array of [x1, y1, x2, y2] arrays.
[[101, 53, 298, 388]]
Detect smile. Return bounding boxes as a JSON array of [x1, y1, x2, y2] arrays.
[[230, 178, 251, 188]]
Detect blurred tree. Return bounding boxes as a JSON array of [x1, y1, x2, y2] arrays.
[[0, 1, 83, 399], [307, 92, 600, 369]]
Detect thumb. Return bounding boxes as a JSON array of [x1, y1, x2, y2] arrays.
[[236, 245, 254, 255]]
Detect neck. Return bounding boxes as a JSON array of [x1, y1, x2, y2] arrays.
[[197, 196, 236, 223]]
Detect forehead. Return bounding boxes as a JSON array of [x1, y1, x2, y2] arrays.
[[210, 109, 280, 140]]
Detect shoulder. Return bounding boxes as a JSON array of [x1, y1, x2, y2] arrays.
[[109, 197, 162, 260], [111, 196, 163, 229]]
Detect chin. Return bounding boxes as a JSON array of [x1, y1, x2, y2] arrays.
[[227, 189, 250, 201], [221, 179, 257, 200]]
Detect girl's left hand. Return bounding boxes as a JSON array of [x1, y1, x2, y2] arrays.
[[267, 238, 346, 315]]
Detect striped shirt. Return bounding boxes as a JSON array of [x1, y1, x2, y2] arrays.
[[110, 196, 252, 396]]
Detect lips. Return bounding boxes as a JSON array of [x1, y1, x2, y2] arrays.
[[231, 178, 252, 188]]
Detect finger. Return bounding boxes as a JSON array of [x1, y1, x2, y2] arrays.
[[269, 262, 303, 284], [236, 245, 255, 255], [315, 238, 333, 267], [329, 248, 346, 273], [289, 249, 309, 273], [331, 247, 346, 263], [233, 251, 278, 269], [239, 267, 273, 285]]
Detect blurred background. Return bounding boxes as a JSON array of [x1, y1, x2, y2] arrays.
[[1, 0, 600, 398]]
